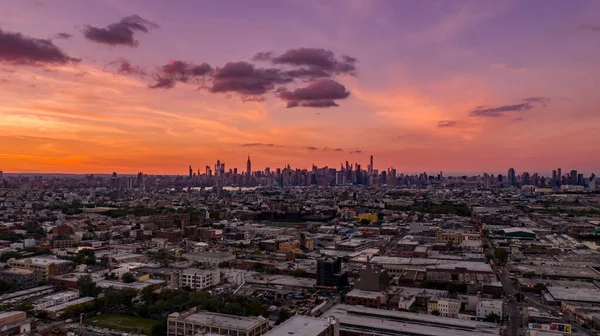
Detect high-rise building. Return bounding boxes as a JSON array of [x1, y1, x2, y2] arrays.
[[0, 170, 3, 179], [369, 155, 373, 173], [522, 172, 530, 185], [552, 170, 557, 186], [247, 155, 252, 176], [483, 173, 491, 189], [570, 170, 577, 185], [316, 258, 348, 288], [507, 168, 516, 186], [188, 165, 193, 179]]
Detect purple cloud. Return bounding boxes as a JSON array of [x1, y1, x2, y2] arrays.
[[349, 150, 362, 154], [149, 60, 212, 88], [306, 146, 319, 151], [437, 120, 457, 127], [112, 58, 147, 76], [278, 78, 350, 108], [210, 61, 292, 97], [577, 24, 600, 32], [522, 97, 550, 104], [83, 15, 158, 47], [470, 103, 534, 117], [264, 48, 357, 76], [0, 28, 79, 66], [241, 143, 275, 147], [334, 148, 343, 152], [55, 33, 72, 40]]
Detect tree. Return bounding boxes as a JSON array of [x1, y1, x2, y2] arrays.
[[77, 275, 101, 297], [359, 218, 371, 225], [494, 248, 508, 265], [485, 312, 501, 323], [122, 272, 137, 283], [484, 254, 494, 261], [533, 282, 547, 293], [275, 308, 291, 325], [0, 251, 22, 262], [248, 300, 266, 316], [151, 321, 167, 336], [15, 302, 34, 312], [0, 279, 14, 293]]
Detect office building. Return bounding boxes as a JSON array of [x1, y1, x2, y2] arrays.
[[0, 268, 42, 290], [354, 264, 390, 292], [168, 310, 269, 336], [507, 168, 516, 186], [7, 257, 73, 280], [316, 258, 348, 288]]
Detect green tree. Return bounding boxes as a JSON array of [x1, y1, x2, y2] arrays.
[[533, 282, 547, 293], [15, 302, 34, 312], [77, 275, 101, 297], [248, 300, 266, 316], [275, 308, 291, 325], [0, 251, 23, 262], [359, 218, 371, 225], [122, 272, 137, 283], [151, 321, 167, 336], [0, 279, 14, 293], [494, 248, 508, 265], [485, 312, 501, 323]]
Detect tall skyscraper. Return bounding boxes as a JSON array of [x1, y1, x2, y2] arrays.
[[507, 168, 516, 186], [557, 168, 562, 186], [189, 165, 193, 179], [247, 155, 251, 176], [552, 170, 557, 186], [369, 155, 373, 173], [570, 170, 577, 185], [522, 172, 530, 185]]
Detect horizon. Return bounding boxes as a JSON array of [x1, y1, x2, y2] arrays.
[[1, 1, 600, 174]]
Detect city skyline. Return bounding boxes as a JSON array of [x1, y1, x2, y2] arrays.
[[2, 1, 600, 174]]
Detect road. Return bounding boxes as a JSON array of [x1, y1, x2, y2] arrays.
[[494, 264, 593, 336]]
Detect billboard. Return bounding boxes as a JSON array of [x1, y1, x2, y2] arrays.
[[528, 323, 572, 333]]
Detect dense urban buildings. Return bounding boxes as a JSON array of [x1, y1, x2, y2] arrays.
[[0, 162, 599, 335]]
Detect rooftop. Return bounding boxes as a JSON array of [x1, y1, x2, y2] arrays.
[[44, 297, 95, 312], [169, 311, 266, 331], [266, 316, 332, 336], [346, 289, 386, 299]]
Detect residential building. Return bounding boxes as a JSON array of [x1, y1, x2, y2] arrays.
[[437, 298, 460, 318], [33, 291, 79, 310], [0, 268, 42, 290], [316, 258, 348, 288], [344, 289, 386, 308], [180, 268, 220, 290], [435, 231, 464, 244]]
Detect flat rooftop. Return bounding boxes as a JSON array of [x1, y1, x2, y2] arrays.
[[325, 304, 499, 336], [44, 297, 95, 312], [169, 311, 266, 331], [346, 289, 386, 299], [0, 285, 54, 301], [266, 316, 332, 336], [546, 285, 600, 304]]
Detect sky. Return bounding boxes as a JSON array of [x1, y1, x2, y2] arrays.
[[1, 0, 599, 175]]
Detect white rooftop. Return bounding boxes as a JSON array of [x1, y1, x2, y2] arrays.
[[266, 316, 332, 336]]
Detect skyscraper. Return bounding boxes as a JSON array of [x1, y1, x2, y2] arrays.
[[570, 170, 577, 185], [557, 168, 562, 186], [247, 155, 251, 176], [189, 165, 193, 179], [522, 172, 530, 185], [369, 155, 373, 173], [507, 168, 516, 186]]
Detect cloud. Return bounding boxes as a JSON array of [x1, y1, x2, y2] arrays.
[[83, 15, 158, 47], [0, 28, 79, 66], [209, 61, 292, 97], [55, 33, 72, 39], [149, 60, 212, 89], [334, 148, 343, 152], [576, 24, 600, 32], [251, 51, 273, 62], [437, 120, 457, 127], [241, 143, 275, 147], [278, 78, 350, 108], [306, 146, 318, 151], [111, 59, 147, 76], [349, 150, 362, 154], [469, 103, 534, 117], [522, 97, 550, 104], [264, 48, 357, 76]]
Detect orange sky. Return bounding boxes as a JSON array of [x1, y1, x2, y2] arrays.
[[1, 0, 599, 175]]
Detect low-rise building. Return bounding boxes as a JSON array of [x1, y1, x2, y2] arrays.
[[266, 315, 338, 336], [437, 298, 460, 318], [344, 289, 387, 309], [180, 268, 220, 290], [43, 297, 95, 319], [0, 268, 42, 290], [168, 310, 269, 336], [476, 300, 503, 320], [33, 291, 79, 310], [182, 252, 236, 268], [7, 256, 73, 280]]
